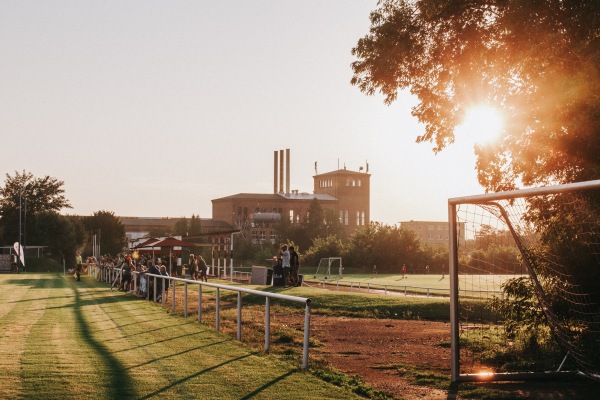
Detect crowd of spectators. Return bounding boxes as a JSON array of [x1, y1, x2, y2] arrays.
[[84, 252, 181, 302]]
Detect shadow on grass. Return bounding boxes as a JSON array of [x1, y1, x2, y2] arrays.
[[239, 370, 295, 400], [139, 353, 253, 399], [69, 278, 138, 399]]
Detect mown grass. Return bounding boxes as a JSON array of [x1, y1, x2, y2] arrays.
[[0, 273, 361, 400]]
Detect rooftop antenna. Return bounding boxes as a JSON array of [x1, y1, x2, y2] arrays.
[[314, 161, 318, 175]]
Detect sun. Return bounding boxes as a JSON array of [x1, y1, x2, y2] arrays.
[[457, 105, 504, 145]]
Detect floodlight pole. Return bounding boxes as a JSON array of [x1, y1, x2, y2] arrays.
[[17, 191, 22, 274]]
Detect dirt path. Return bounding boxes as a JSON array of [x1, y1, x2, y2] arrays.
[[309, 315, 450, 399]]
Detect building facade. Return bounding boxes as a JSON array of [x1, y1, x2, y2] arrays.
[[211, 150, 371, 243], [399, 220, 465, 247]]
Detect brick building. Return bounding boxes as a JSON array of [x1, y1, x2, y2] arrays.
[[211, 149, 370, 243]]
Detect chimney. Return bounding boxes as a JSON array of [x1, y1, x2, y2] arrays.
[[279, 149, 284, 193], [286, 148, 290, 195], [274, 151, 278, 194]]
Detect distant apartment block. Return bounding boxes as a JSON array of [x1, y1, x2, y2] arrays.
[[399, 220, 465, 247]]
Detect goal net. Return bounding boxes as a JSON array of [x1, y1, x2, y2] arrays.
[[314, 257, 343, 279], [449, 180, 600, 382]]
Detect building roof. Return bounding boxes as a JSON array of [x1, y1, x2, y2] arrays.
[[314, 169, 371, 177], [212, 192, 337, 202]]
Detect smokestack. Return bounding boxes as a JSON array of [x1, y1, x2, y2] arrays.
[[286, 148, 290, 195], [274, 151, 278, 194], [279, 149, 284, 193]]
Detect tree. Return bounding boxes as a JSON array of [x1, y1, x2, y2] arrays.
[[174, 218, 189, 237], [83, 211, 126, 256], [0, 171, 72, 243], [36, 211, 86, 265], [343, 222, 422, 271], [352, 0, 600, 191]]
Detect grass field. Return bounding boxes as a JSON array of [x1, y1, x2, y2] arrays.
[[0, 273, 361, 400]]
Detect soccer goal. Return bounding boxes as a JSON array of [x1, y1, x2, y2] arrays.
[[449, 180, 600, 382], [314, 257, 343, 279]]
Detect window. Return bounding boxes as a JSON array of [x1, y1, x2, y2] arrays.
[[357, 179, 362, 187], [361, 211, 365, 225], [289, 209, 294, 222], [352, 179, 356, 186], [346, 178, 350, 186], [339, 210, 344, 223], [344, 210, 349, 226], [437, 225, 443, 230], [428, 225, 434, 230], [356, 211, 360, 225]]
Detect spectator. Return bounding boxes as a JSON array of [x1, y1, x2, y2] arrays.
[[188, 254, 198, 280], [289, 246, 300, 287], [281, 245, 291, 287], [198, 255, 208, 282], [157, 265, 170, 302]]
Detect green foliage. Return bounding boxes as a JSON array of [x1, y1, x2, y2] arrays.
[[82, 210, 126, 256], [351, 0, 600, 190], [343, 222, 422, 272], [0, 170, 72, 244], [36, 212, 86, 264], [303, 235, 346, 266]]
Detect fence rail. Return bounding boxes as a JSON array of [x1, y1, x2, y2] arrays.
[[304, 278, 503, 299], [88, 264, 312, 369]]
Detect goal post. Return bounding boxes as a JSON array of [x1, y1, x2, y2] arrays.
[[314, 257, 343, 279], [449, 179, 600, 382]]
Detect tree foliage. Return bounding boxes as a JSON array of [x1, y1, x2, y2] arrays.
[[0, 171, 72, 243], [352, 0, 600, 191], [342, 222, 422, 272], [82, 210, 126, 256], [36, 212, 86, 264]]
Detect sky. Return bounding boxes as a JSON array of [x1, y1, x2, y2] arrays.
[[1, 1, 486, 225]]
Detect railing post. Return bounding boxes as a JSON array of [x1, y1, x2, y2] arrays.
[[171, 280, 176, 312], [153, 276, 157, 303], [237, 291, 242, 341], [215, 287, 220, 331], [197, 284, 202, 323], [302, 300, 311, 370], [184, 282, 188, 317], [265, 297, 270, 353], [161, 277, 166, 308]]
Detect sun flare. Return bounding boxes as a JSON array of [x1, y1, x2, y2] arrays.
[[458, 105, 504, 145]]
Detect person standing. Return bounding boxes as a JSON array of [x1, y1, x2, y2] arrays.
[[401, 264, 407, 279], [289, 246, 300, 287], [188, 254, 198, 280], [281, 245, 291, 287], [198, 255, 208, 282], [75, 250, 83, 281]]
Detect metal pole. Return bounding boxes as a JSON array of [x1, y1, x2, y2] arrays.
[[17, 191, 21, 274], [184, 282, 188, 317], [449, 202, 460, 382], [198, 284, 202, 323], [265, 297, 270, 353], [171, 280, 176, 312], [302, 301, 311, 370], [215, 287, 220, 331], [237, 291, 242, 340]]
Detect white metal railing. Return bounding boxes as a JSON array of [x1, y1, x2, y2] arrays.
[[91, 265, 312, 369], [305, 278, 503, 299]]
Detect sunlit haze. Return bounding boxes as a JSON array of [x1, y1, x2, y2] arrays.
[[457, 105, 504, 145], [1, 1, 486, 224]]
